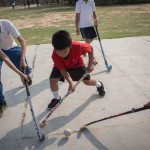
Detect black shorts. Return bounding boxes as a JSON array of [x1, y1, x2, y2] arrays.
[[50, 66, 90, 82], [80, 26, 97, 39]]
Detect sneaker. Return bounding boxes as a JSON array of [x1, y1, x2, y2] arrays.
[[97, 82, 105, 97], [0, 107, 3, 118], [48, 97, 61, 110], [0, 101, 8, 110]]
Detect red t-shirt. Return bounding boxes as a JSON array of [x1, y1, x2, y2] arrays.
[[52, 40, 92, 70]]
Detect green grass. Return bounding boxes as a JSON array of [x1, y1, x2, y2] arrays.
[[0, 4, 150, 45], [97, 5, 150, 39]]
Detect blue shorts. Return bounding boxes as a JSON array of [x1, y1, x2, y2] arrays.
[[80, 26, 97, 39]]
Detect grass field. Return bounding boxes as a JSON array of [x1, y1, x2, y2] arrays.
[[0, 3, 150, 45]]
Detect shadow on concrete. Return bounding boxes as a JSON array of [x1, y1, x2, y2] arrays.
[[4, 79, 49, 107], [77, 128, 109, 150], [4, 78, 65, 107], [0, 93, 102, 149], [57, 137, 69, 146], [44, 94, 102, 134], [1, 76, 105, 149], [0, 114, 57, 150], [57, 128, 109, 149], [4, 68, 106, 108]]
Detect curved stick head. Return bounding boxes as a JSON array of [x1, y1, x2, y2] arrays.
[[107, 64, 112, 71], [39, 134, 45, 142], [40, 120, 47, 128]]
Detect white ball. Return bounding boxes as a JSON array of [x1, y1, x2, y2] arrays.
[[64, 128, 72, 137]]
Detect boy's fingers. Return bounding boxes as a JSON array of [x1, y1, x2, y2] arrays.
[[26, 76, 29, 81]]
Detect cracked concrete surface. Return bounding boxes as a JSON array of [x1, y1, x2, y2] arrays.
[[0, 36, 150, 150]]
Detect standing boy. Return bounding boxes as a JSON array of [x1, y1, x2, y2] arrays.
[[12, 1, 15, 9], [75, 0, 98, 44], [0, 19, 32, 117], [48, 30, 105, 110]]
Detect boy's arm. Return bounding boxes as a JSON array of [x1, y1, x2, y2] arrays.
[[92, 0, 98, 28], [16, 35, 27, 70], [75, 13, 80, 35], [75, 1, 80, 36], [6, 20, 26, 63], [87, 46, 94, 73], [93, 11, 98, 28], [0, 50, 28, 80], [60, 69, 75, 92]]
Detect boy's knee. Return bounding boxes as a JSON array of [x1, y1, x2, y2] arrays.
[[82, 80, 88, 85], [50, 78, 59, 84]]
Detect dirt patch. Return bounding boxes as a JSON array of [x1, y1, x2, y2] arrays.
[[14, 13, 75, 29], [11, 4, 150, 30]]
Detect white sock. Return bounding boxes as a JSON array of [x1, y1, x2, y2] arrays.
[[52, 91, 60, 99], [96, 81, 102, 88]]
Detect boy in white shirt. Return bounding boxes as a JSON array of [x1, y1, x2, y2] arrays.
[[0, 19, 32, 117], [75, 0, 98, 44], [12, 1, 15, 9]]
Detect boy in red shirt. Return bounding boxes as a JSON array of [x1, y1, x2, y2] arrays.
[[48, 30, 105, 110]]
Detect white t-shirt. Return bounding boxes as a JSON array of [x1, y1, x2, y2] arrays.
[[12, 2, 15, 6], [75, 0, 96, 28], [0, 19, 20, 50]]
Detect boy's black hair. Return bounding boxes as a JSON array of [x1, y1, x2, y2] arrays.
[[52, 30, 72, 50]]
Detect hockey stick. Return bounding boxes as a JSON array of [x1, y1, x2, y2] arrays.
[[81, 103, 150, 129], [24, 76, 45, 141], [95, 27, 112, 71], [17, 71, 33, 149], [40, 71, 90, 128]]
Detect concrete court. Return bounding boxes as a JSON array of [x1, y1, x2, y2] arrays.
[[0, 36, 150, 150]]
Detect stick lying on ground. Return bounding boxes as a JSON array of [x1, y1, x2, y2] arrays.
[[81, 102, 150, 129]]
